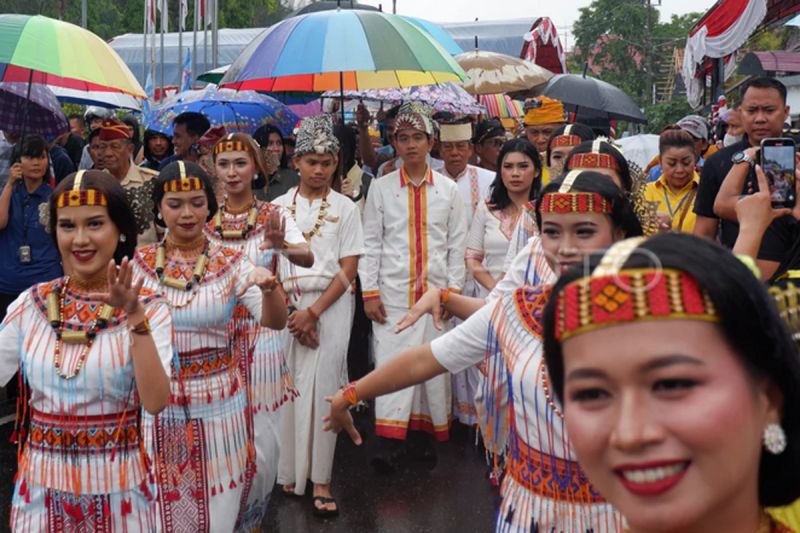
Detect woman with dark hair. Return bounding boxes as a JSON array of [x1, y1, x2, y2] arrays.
[[253, 125, 299, 202], [545, 123, 596, 181], [0, 135, 61, 322], [541, 233, 800, 533], [132, 160, 287, 531], [0, 170, 172, 531], [204, 132, 312, 529], [141, 129, 174, 171], [644, 129, 700, 232], [467, 139, 541, 297], [326, 171, 643, 533]]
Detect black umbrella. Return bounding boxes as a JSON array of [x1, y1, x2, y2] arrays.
[[540, 73, 647, 124]]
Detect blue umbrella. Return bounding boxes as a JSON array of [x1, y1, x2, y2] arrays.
[[146, 87, 299, 137], [0, 82, 68, 137]]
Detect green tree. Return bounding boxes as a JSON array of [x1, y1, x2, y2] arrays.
[[644, 99, 693, 134]]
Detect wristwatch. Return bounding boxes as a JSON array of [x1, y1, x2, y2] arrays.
[[731, 151, 756, 167]]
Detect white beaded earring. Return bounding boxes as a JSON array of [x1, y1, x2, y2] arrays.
[[119, 234, 127, 243], [763, 423, 787, 455]]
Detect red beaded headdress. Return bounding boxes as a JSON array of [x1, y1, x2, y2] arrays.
[[566, 139, 622, 171], [549, 125, 583, 149], [213, 133, 246, 155], [538, 170, 614, 215], [55, 170, 108, 208], [163, 161, 205, 192], [554, 239, 719, 341]]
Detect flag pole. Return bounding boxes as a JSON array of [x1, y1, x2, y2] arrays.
[[142, 0, 147, 84], [192, 0, 198, 84], [178, 0, 183, 87], [203, 0, 208, 75], [159, 0, 165, 103], [211, 0, 218, 68]]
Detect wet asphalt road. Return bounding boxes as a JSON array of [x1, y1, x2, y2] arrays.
[[0, 405, 497, 532]]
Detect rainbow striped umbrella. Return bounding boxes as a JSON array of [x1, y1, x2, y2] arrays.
[[220, 9, 465, 93], [478, 94, 525, 118], [0, 14, 145, 97]]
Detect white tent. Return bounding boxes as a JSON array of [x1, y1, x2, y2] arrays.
[[110, 18, 534, 88]]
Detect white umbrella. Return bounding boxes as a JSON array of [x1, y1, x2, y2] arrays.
[[617, 134, 659, 170], [50, 86, 142, 111]]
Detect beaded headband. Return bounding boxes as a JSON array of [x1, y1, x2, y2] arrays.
[[539, 170, 613, 214], [549, 126, 583, 149], [554, 239, 719, 341], [567, 152, 619, 171], [163, 161, 205, 193], [214, 135, 246, 155], [55, 170, 108, 208]]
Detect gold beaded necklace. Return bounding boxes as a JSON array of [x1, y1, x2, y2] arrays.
[[46, 277, 115, 380], [212, 199, 259, 240], [155, 239, 210, 292], [288, 189, 330, 242]]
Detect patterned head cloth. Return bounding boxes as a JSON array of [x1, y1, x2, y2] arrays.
[[523, 96, 566, 126], [294, 115, 340, 156], [98, 118, 133, 141], [394, 103, 435, 137]]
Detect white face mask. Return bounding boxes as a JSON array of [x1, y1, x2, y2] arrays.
[[723, 133, 743, 147]]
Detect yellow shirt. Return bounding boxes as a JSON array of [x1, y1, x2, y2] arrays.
[[644, 172, 700, 233], [540, 165, 551, 187]]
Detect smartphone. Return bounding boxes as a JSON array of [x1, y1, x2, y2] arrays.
[[760, 138, 796, 208]]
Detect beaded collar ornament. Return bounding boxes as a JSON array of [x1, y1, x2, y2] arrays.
[[288, 189, 331, 241], [46, 276, 115, 379], [554, 239, 719, 341], [212, 200, 259, 240], [55, 170, 108, 208], [538, 170, 614, 215]]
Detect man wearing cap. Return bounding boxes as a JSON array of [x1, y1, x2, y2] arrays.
[[439, 119, 494, 225], [359, 103, 467, 472], [96, 118, 159, 245], [472, 118, 506, 173], [523, 96, 565, 186], [374, 108, 445, 178]]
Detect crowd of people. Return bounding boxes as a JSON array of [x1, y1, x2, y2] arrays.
[[0, 73, 800, 533]]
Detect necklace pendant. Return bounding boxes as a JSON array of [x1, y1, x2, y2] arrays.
[[46, 292, 60, 326], [325, 214, 339, 222], [163, 276, 189, 290], [222, 229, 245, 239], [61, 330, 90, 344]]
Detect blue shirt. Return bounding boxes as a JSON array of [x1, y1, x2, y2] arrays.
[[0, 181, 62, 294]]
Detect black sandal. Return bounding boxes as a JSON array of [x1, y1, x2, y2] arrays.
[[312, 496, 339, 518]]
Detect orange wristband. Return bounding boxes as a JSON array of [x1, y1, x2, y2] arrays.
[[440, 288, 451, 305], [340, 381, 359, 406]]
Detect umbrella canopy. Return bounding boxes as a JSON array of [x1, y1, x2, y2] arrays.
[[540, 74, 647, 124], [50, 87, 142, 111], [0, 82, 68, 137], [401, 16, 463, 56], [325, 83, 483, 114], [478, 94, 524, 118], [616, 134, 659, 169], [146, 87, 299, 137], [219, 9, 465, 92], [198, 65, 228, 84], [455, 49, 552, 95], [0, 14, 145, 97]]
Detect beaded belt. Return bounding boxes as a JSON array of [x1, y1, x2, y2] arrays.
[[506, 434, 606, 503], [28, 408, 140, 455]]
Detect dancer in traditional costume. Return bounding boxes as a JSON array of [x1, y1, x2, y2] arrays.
[[272, 115, 364, 517], [134, 161, 287, 532], [542, 234, 800, 533], [204, 132, 312, 532], [327, 170, 643, 532], [359, 103, 468, 470], [0, 170, 172, 531]]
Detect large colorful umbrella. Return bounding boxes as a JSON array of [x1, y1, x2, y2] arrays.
[[401, 16, 463, 56], [455, 48, 553, 95], [0, 82, 68, 137], [219, 9, 465, 93], [324, 83, 483, 114], [146, 87, 299, 137], [0, 14, 145, 97]]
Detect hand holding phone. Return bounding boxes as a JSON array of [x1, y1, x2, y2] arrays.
[[759, 138, 796, 208]]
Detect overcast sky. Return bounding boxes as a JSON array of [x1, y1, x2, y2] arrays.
[[354, 0, 717, 42]]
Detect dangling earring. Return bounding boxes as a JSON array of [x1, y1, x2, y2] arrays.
[[763, 423, 787, 455], [119, 234, 127, 243], [157, 212, 163, 220]]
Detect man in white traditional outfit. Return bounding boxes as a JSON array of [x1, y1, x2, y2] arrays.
[[273, 115, 365, 518], [438, 119, 494, 227], [437, 118, 495, 427], [360, 103, 467, 472]]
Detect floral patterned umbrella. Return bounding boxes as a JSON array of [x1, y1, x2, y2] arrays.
[[323, 83, 484, 114], [145, 87, 299, 137]]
